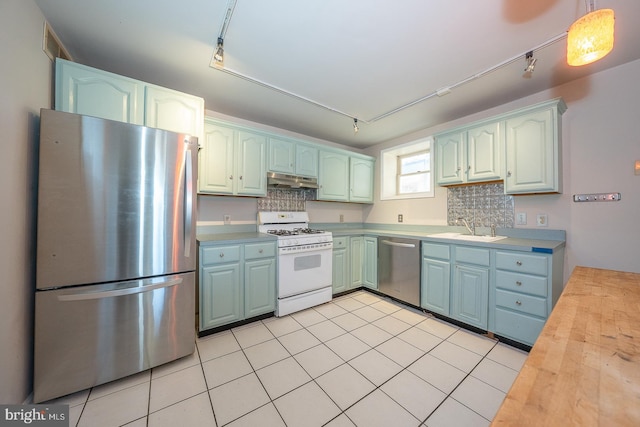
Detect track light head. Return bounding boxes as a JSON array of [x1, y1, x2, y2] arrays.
[[523, 51, 537, 78], [212, 37, 225, 68], [353, 118, 359, 133]]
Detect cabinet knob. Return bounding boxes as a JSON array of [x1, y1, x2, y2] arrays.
[[219, 253, 224, 258], [516, 261, 522, 266], [516, 280, 522, 286], [239, 176, 243, 180], [515, 300, 522, 305], [507, 171, 512, 177], [229, 175, 233, 180], [467, 165, 471, 171], [259, 249, 263, 253]]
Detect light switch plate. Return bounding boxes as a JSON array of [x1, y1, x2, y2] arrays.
[[516, 212, 527, 225]]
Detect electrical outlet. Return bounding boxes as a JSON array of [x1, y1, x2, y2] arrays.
[[516, 212, 527, 225], [536, 214, 548, 227], [339, 214, 344, 223], [223, 214, 231, 225], [398, 214, 403, 223]]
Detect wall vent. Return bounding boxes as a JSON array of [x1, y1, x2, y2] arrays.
[[42, 21, 71, 61]]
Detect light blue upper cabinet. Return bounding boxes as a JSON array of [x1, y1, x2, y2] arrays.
[[466, 121, 502, 182], [55, 58, 144, 125], [144, 85, 204, 139], [504, 99, 566, 194], [350, 157, 375, 203], [318, 150, 350, 201], [55, 59, 204, 140], [435, 131, 465, 184], [295, 144, 318, 178], [268, 137, 295, 174], [236, 130, 267, 196]]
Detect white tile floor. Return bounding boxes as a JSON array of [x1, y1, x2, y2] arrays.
[[45, 290, 528, 427]]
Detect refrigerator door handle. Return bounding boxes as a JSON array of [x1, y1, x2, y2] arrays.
[[381, 239, 416, 248], [184, 146, 194, 258], [57, 278, 183, 301]]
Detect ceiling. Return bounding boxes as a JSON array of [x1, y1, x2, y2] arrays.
[[34, 0, 640, 149]]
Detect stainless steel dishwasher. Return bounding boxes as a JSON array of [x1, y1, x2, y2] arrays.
[[377, 237, 421, 306]]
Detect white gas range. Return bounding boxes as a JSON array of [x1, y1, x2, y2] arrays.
[[258, 212, 333, 316]]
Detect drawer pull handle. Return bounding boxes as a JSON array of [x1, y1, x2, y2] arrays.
[[516, 261, 523, 266], [516, 300, 522, 305], [516, 281, 522, 286], [219, 253, 224, 258]]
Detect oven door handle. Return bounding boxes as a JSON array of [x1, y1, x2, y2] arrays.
[[381, 240, 416, 248]]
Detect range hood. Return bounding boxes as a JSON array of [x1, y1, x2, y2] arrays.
[[267, 172, 318, 189]]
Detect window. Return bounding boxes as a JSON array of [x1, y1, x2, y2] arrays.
[[380, 138, 434, 200]]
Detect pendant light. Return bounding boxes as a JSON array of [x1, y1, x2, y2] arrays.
[[567, 1, 614, 66]]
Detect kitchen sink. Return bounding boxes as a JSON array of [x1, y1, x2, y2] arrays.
[[428, 232, 508, 242]]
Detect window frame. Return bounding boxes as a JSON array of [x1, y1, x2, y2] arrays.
[[380, 138, 434, 200]]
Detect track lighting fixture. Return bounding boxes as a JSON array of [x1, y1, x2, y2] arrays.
[[212, 37, 224, 68], [353, 118, 359, 133], [567, 0, 614, 66], [210, 0, 237, 69], [523, 51, 537, 77]]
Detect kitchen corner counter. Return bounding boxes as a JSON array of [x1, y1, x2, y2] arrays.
[[492, 266, 640, 426]]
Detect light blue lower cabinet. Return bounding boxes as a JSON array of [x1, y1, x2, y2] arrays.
[[451, 264, 489, 329], [332, 236, 349, 294], [362, 236, 378, 289], [198, 241, 276, 332], [421, 258, 450, 316]]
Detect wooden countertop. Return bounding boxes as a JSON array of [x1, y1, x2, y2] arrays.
[[492, 266, 640, 426]]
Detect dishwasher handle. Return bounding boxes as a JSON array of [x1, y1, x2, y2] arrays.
[[381, 239, 416, 248]]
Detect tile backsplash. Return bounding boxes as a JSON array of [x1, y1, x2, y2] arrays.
[[447, 182, 514, 228], [257, 188, 317, 212]]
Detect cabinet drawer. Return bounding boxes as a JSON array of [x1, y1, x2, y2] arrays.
[[244, 242, 276, 260], [494, 308, 545, 346], [423, 242, 450, 260], [495, 289, 547, 317], [495, 270, 547, 297], [201, 245, 241, 265], [333, 236, 349, 249], [455, 246, 490, 266], [496, 251, 547, 275]]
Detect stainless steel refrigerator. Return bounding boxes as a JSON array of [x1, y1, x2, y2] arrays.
[[33, 109, 198, 403]]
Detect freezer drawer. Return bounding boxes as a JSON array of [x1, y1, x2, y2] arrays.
[[33, 272, 195, 403]]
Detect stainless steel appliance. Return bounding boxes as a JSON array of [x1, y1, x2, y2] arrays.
[[257, 212, 332, 316], [33, 109, 198, 403], [378, 237, 421, 306]]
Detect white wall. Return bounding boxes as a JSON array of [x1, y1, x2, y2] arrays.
[[364, 59, 640, 280], [0, 0, 52, 403]]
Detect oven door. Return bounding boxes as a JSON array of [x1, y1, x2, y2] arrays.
[[278, 248, 332, 298]]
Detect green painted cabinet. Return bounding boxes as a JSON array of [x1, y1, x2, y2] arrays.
[[332, 236, 349, 294], [504, 99, 566, 194], [318, 150, 375, 203], [421, 242, 451, 316], [349, 236, 364, 288], [435, 122, 502, 185], [199, 119, 267, 196], [362, 236, 378, 289], [268, 138, 319, 178], [450, 246, 490, 329], [199, 240, 276, 332], [55, 58, 204, 138]]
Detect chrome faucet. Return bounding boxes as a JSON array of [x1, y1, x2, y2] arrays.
[[456, 217, 475, 235]]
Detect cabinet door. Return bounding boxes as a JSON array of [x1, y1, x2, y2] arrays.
[[268, 138, 295, 174], [435, 131, 465, 184], [144, 85, 204, 138], [467, 122, 502, 182], [199, 122, 235, 194], [350, 158, 375, 203], [451, 264, 488, 329], [55, 59, 144, 125], [332, 247, 349, 294], [318, 151, 349, 201], [349, 236, 363, 288], [505, 108, 556, 193], [200, 263, 242, 330], [244, 258, 276, 318], [421, 258, 450, 315], [296, 144, 319, 178], [363, 237, 378, 289], [236, 131, 267, 196]]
